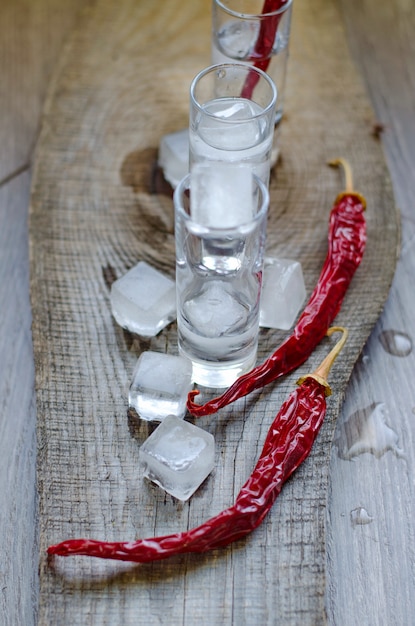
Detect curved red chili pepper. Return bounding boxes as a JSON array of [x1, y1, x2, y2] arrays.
[[241, 0, 288, 99], [187, 159, 366, 417], [47, 328, 347, 563]]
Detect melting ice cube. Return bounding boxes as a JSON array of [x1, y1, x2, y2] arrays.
[[190, 162, 253, 228], [110, 261, 176, 337], [139, 414, 215, 501], [158, 128, 189, 189], [259, 258, 306, 330], [129, 351, 193, 422]]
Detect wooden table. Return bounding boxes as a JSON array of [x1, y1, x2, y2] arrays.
[[1, 1, 414, 624]]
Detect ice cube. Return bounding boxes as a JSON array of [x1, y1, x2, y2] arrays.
[[190, 162, 253, 228], [183, 281, 248, 337], [259, 258, 306, 330], [129, 351, 193, 422], [198, 99, 264, 150], [158, 128, 189, 189], [139, 414, 215, 501], [110, 261, 176, 337]]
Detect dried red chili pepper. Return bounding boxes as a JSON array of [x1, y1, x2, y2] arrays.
[[187, 159, 366, 417], [47, 327, 347, 563], [241, 0, 288, 99]]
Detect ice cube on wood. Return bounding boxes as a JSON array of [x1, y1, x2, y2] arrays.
[[139, 415, 215, 501], [259, 258, 306, 330], [110, 261, 176, 337], [190, 162, 253, 228], [158, 128, 189, 189], [129, 351, 193, 422]]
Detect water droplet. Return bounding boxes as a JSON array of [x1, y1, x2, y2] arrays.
[[350, 507, 373, 526], [217, 69, 226, 79], [334, 402, 405, 460], [362, 354, 370, 365], [379, 330, 412, 356]]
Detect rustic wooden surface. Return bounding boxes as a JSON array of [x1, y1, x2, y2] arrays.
[[0, 2, 85, 625], [326, 1, 415, 623], [28, 0, 399, 624], [1, 0, 413, 623]]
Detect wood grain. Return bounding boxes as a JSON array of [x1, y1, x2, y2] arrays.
[[29, 0, 399, 623], [0, 2, 86, 625], [327, 1, 415, 623]]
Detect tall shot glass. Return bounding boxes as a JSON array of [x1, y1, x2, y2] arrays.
[[174, 169, 269, 388], [211, 0, 293, 157], [189, 63, 277, 186]]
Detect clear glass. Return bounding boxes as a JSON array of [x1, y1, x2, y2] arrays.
[[174, 172, 269, 388], [189, 63, 277, 186], [212, 0, 293, 154]]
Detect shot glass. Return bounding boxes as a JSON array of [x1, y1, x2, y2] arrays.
[[189, 63, 277, 186], [174, 168, 269, 388], [212, 0, 293, 156]]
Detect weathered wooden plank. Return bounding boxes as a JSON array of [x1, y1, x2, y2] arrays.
[[327, 1, 415, 623], [0, 0, 86, 180], [29, 0, 399, 623], [0, 2, 87, 625], [0, 173, 38, 626]]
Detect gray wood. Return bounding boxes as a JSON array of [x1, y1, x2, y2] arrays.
[[0, 2, 87, 625], [0, 172, 37, 626], [327, 1, 415, 624], [28, 0, 399, 624], [3, 0, 414, 623]]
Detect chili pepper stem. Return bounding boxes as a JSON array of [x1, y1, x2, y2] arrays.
[[329, 158, 354, 193], [297, 327, 348, 396], [328, 158, 366, 209]]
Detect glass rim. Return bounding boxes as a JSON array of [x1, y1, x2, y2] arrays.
[[189, 63, 277, 121], [213, 0, 293, 19], [173, 171, 270, 233]]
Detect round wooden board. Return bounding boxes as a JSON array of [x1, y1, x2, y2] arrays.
[[29, 0, 399, 623]]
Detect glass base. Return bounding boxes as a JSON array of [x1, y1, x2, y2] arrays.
[[187, 351, 257, 389]]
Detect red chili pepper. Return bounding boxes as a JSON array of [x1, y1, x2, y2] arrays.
[[187, 159, 366, 417], [47, 327, 347, 563], [241, 0, 288, 99]]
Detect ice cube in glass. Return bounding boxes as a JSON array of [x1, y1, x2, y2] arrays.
[[139, 414, 215, 501], [110, 261, 176, 337], [158, 128, 189, 189], [260, 257, 306, 330], [190, 162, 253, 228], [129, 351, 193, 422]]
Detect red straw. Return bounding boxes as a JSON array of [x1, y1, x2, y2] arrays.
[[241, 0, 287, 99]]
